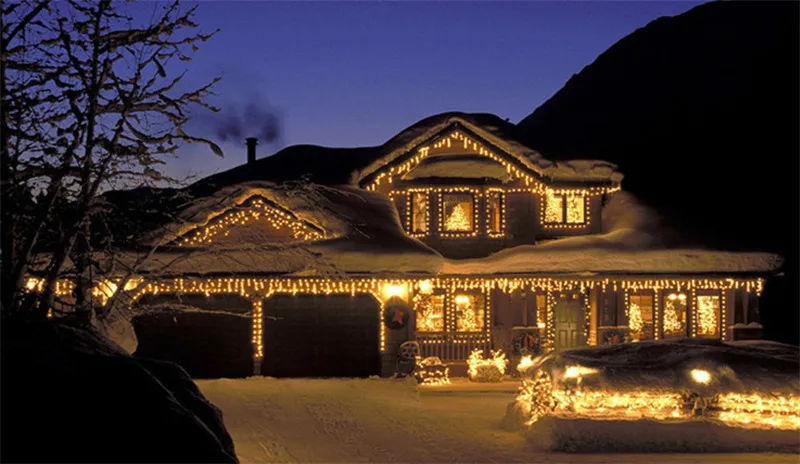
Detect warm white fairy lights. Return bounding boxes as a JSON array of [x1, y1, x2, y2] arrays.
[[717, 392, 800, 430], [89, 275, 763, 366], [485, 188, 506, 238], [467, 349, 508, 382], [438, 188, 480, 237], [24, 278, 74, 296], [663, 292, 687, 336], [252, 300, 263, 358], [517, 373, 800, 431], [541, 189, 592, 230], [695, 295, 720, 337], [177, 197, 324, 247], [517, 355, 535, 375], [363, 129, 620, 196]]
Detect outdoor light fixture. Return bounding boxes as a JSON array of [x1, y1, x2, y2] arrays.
[[418, 279, 433, 294], [563, 365, 600, 380], [383, 283, 406, 301], [690, 369, 712, 384]]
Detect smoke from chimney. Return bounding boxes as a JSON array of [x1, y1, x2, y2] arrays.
[[215, 102, 281, 144]]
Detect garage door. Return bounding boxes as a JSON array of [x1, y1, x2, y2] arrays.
[[261, 293, 380, 378], [133, 294, 253, 379]]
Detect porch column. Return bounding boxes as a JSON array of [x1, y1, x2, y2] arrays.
[[251, 299, 263, 376]]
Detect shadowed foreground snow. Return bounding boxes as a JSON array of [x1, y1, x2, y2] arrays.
[[198, 377, 797, 463]]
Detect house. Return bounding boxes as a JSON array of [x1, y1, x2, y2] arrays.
[[94, 112, 780, 379]]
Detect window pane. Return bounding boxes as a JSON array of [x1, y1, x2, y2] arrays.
[[455, 293, 484, 331], [566, 194, 585, 223], [696, 295, 720, 338], [663, 292, 687, 338], [629, 294, 654, 341], [536, 294, 546, 328], [411, 192, 428, 234], [415, 293, 444, 332], [443, 193, 474, 232], [488, 191, 503, 234], [545, 192, 564, 223]]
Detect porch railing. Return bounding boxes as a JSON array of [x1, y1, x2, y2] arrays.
[[415, 332, 491, 361]]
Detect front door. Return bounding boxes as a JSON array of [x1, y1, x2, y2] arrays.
[[554, 294, 584, 352]]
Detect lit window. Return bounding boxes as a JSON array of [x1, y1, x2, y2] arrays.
[[696, 295, 720, 338], [442, 193, 474, 232], [536, 294, 546, 329], [663, 292, 687, 338], [487, 191, 504, 236], [544, 192, 564, 223], [414, 293, 445, 332], [566, 194, 585, 223], [410, 192, 428, 234], [454, 293, 484, 332], [544, 191, 586, 224], [628, 294, 654, 341]]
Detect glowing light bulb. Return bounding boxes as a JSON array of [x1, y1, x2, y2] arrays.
[[690, 369, 711, 384]]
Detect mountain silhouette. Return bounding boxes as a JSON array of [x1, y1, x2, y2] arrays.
[[517, 1, 799, 344]]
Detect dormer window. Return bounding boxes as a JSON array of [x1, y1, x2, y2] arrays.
[[440, 191, 476, 236], [544, 191, 586, 225]]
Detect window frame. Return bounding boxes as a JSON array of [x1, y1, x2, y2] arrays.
[[413, 289, 446, 333], [661, 290, 689, 339], [627, 291, 655, 342], [438, 189, 479, 238], [452, 290, 486, 333], [485, 188, 506, 238], [407, 190, 430, 237], [694, 290, 722, 339], [542, 191, 588, 226]]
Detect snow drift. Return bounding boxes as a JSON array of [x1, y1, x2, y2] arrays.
[[505, 339, 800, 452]]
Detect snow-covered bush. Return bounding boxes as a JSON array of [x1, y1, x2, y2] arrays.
[[467, 349, 508, 382], [506, 339, 800, 433], [415, 356, 450, 385]]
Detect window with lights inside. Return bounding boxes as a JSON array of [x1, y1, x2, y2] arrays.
[[662, 292, 688, 338], [441, 192, 474, 233], [454, 293, 485, 332], [410, 191, 429, 235], [627, 294, 654, 341], [486, 191, 504, 236], [544, 191, 586, 225], [695, 294, 721, 338]]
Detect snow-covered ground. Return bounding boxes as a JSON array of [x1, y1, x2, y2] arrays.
[[198, 377, 798, 463]]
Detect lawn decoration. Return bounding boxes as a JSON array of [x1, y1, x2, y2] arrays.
[[467, 349, 508, 382]]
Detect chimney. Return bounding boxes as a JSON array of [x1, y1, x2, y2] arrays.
[[246, 137, 258, 164]]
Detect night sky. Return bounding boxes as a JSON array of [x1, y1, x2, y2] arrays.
[[145, 1, 702, 182]]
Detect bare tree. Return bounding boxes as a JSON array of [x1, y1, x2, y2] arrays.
[[1, 0, 224, 321]]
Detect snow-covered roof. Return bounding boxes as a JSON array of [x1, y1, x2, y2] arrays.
[[354, 113, 623, 187], [441, 245, 782, 276]]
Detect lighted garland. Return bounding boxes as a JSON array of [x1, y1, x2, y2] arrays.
[[717, 392, 800, 430], [100, 275, 761, 364], [517, 370, 558, 426], [516, 378, 800, 431], [177, 198, 323, 247], [363, 129, 620, 197], [467, 349, 508, 382]]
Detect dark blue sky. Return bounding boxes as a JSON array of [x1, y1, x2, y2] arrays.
[[152, 1, 702, 181]]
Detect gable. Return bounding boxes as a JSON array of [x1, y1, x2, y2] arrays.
[[402, 155, 513, 182], [360, 126, 542, 191], [175, 196, 324, 247], [355, 114, 623, 192]]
